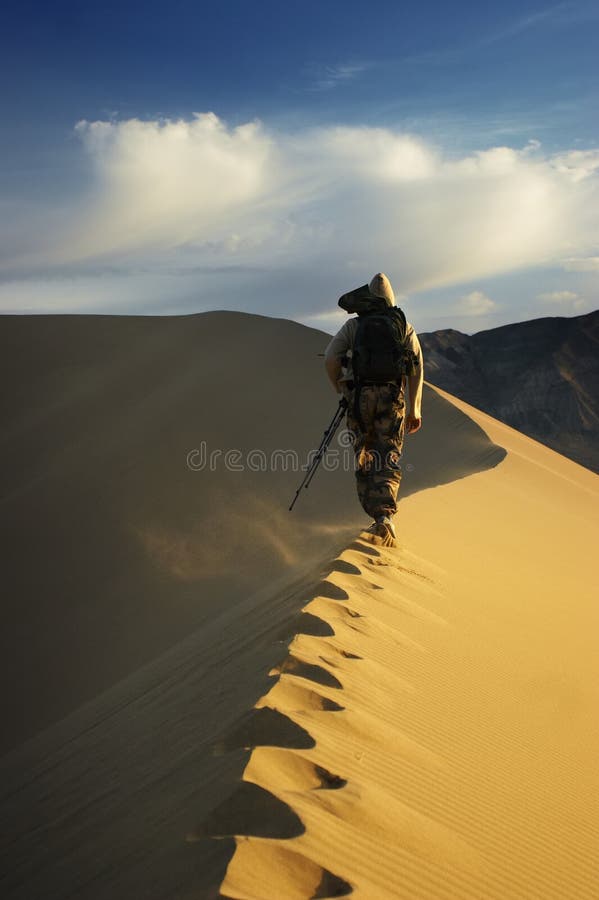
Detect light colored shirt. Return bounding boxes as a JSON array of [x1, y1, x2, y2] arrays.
[[324, 315, 423, 386]]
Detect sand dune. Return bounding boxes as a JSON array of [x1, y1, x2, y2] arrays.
[[220, 387, 599, 899], [1, 312, 596, 899], [0, 312, 502, 752]]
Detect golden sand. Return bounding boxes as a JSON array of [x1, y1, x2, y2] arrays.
[[221, 386, 599, 899]]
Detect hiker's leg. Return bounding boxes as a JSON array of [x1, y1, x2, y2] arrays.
[[346, 387, 380, 518], [366, 386, 406, 518]]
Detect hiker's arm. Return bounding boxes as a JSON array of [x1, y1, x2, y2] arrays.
[[406, 331, 423, 433], [325, 354, 343, 393], [407, 368, 423, 417], [324, 324, 351, 394]]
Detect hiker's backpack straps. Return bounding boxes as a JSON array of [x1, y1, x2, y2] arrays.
[[393, 307, 420, 377], [353, 306, 408, 385]]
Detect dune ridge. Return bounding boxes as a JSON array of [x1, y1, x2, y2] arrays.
[[0, 312, 513, 900], [0, 312, 505, 752], [218, 387, 599, 900]]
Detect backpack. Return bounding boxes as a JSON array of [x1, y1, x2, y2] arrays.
[[352, 308, 408, 384]]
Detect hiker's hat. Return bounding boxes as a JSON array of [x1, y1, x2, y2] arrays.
[[338, 272, 396, 314], [369, 272, 395, 306]]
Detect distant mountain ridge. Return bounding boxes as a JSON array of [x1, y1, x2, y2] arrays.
[[418, 309, 599, 473]]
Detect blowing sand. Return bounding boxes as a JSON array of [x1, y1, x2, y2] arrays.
[[0, 312, 503, 753], [219, 386, 599, 900]]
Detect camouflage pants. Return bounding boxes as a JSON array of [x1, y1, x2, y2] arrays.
[[344, 383, 406, 519]]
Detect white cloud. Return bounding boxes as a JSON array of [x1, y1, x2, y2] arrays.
[[299, 309, 348, 334], [307, 62, 368, 91], [551, 149, 599, 183], [317, 127, 437, 181], [537, 290, 579, 302], [4, 113, 599, 318], [66, 113, 276, 260], [536, 290, 586, 311], [0, 272, 195, 315], [561, 257, 599, 272], [456, 290, 497, 316], [483, 2, 599, 44]]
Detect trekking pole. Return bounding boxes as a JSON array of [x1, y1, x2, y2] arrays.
[[289, 397, 348, 511]]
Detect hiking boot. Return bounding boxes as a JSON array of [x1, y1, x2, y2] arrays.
[[366, 515, 396, 547]]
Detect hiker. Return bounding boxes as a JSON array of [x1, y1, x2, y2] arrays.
[[324, 273, 423, 546]]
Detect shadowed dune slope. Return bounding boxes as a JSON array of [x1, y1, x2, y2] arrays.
[[0, 311, 503, 750]]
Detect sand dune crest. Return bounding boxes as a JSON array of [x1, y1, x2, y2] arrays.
[[219, 392, 599, 900]]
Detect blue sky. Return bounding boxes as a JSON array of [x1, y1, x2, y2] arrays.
[[1, 0, 598, 332]]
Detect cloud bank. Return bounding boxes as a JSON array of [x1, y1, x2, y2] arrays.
[[536, 289, 586, 312], [3, 112, 598, 324], [457, 290, 497, 316]]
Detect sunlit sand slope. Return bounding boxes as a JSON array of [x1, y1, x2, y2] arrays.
[[220, 385, 599, 900]]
